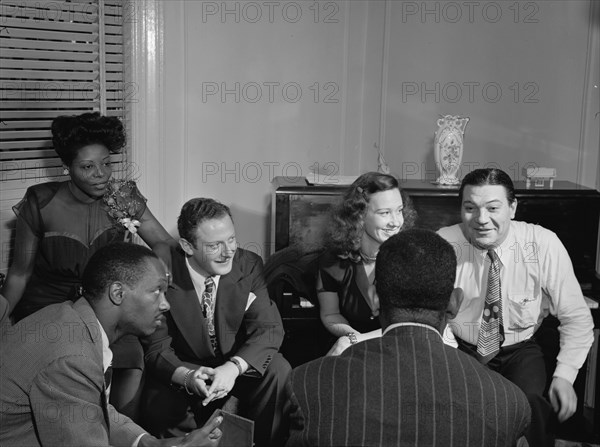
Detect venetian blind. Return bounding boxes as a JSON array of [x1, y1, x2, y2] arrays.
[[0, 0, 128, 273]]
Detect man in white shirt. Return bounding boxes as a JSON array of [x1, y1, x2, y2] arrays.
[[0, 242, 222, 447], [438, 168, 594, 447]]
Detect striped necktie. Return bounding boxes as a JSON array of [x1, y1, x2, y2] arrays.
[[477, 249, 504, 364], [201, 276, 220, 355]]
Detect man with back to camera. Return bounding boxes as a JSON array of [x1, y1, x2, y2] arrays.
[[0, 242, 222, 447], [438, 168, 594, 447], [285, 229, 531, 447], [142, 197, 291, 447]]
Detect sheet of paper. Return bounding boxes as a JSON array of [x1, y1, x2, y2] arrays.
[[305, 172, 358, 186]]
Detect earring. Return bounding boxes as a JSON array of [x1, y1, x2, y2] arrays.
[[62, 167, 69, 175]]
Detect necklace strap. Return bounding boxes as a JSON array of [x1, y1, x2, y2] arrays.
[[360, 250, 377, 264]]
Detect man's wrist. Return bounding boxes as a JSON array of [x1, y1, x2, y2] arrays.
[[227, 357, 243, 376], [182, 369, 195, 395], [553, 363, 578, 385], [171, 366, 195, 394]]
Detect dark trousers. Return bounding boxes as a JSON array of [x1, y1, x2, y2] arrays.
[[142, 353, 291, 447], [457, 337, 555, 447]]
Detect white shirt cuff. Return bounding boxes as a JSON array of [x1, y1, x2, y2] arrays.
[[553, 363, 579, 385], [132, 433, 148, 447], [231, 355, 249, 374]]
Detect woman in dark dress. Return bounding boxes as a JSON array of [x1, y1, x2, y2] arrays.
[[1, 112, 174, 419], [317, 172, 416, 354]]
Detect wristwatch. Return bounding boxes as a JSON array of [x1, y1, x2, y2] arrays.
[[228, 357, 244, 376], [346, 332, 358, 345]]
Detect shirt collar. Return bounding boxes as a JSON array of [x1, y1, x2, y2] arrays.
[[185, 257, 221, 289], [95, 317, 112, 373], [383, 322, 443, 340], [464, 221, 516, 267]]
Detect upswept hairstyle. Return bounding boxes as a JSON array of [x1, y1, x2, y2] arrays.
[[177, 198, 232, 248], [51, 112, 126, 166], [82, 242, 158, 302], [327, 172, 417, 259], [459, 168, 516, 204], [375, 229, 456, 314]]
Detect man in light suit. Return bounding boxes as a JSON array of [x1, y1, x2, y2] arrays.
[[0, 242, 222, 447], [285, 229, 531, 447], [143, 198, 291, 447]]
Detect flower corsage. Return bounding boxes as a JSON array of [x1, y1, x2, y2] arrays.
[[103, 179, 146, 240]]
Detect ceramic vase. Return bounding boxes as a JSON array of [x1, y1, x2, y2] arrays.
[[433, 115, 469, 185]]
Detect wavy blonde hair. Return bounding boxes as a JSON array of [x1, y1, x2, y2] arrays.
[[327, 172, 417, 261]]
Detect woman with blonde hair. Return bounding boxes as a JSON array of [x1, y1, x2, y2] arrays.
[[317, 172, 417, 355]]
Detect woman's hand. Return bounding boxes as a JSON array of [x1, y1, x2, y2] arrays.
[[326, 328, 383, 356], [318, 290, 356, 338], [326, 334, 353, 356]]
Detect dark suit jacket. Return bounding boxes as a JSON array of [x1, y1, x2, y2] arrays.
[[286, 325, 531, 447], [0, 299, 146, 447], [144, 246, 284, 384]]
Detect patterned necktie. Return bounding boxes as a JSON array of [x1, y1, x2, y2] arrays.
[[477, 249, 504, 364], [201, 276, 220, 355]]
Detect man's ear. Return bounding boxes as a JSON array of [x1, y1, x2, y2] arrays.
[[108, 282, 125, 306], [509, 198, 518, 219], [446, 287, 464, 320], [179, 238, 194, 256]]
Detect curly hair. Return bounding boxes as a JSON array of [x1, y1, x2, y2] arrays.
[[177, 198, 232, 248], [51, 112, 126, 165], [327, 172, 417, 259], [376, 229, 456, 314]]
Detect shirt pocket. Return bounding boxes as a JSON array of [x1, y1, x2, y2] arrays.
[[507, 292, 540, 329]]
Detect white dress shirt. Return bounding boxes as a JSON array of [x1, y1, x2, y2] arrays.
[[96, 319, 147, 447], [438, 220, 594, 384]]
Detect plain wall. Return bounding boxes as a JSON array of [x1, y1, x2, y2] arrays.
[[156, 0, 599, 257]]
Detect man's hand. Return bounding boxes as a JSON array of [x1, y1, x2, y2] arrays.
[[548, 376, 577, 422], [188, 367, 216, 397], [203, 362, 239, 406], [179, 414, 223, 446], [139, 415, 223, 447], [326, 335, 352, 356]]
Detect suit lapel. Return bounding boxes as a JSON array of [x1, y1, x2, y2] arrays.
[[72, 298, 111, 430], [215, 253, 246, 352], [168, 247, 214, 358]]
